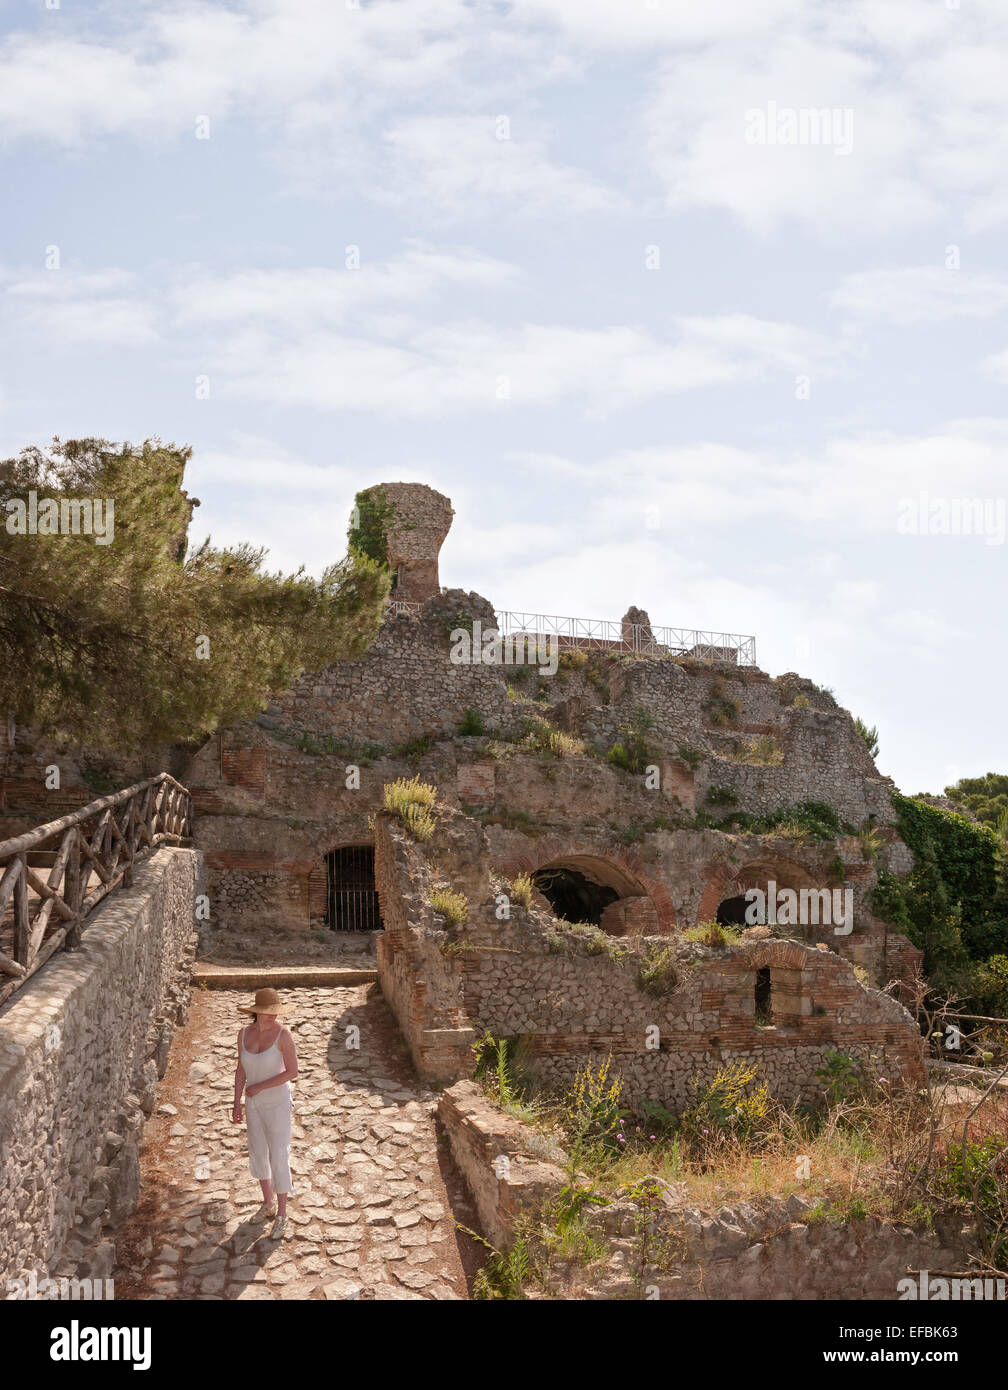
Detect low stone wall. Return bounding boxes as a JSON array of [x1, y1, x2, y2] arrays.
[[437, 1082, 567, 1250], [438, 1081, 976, 1301], [0, 846, 200, 1288], [569, 1190, 975, 1301]]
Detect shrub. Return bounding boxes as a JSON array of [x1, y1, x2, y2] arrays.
[[706, 785, 737, 807], [558, 648, 588, 673], [729, 735, 784, 766], [608, 707, 656, 775], [521, 717, 584, 757], [459, 706, 486, 736], [814, 1049, 865, 1104], [684, 921, 742, 949], [563, 1055, 625, 1155], [430, 887, 468, 924], [676, 744, 702, 771], [637, 944, 680, 995], [855, 716, 880, 760], [384, 776, 437, 840], [705, 681, 740, 727], [509, 873, 534, 907], [681, 1061, 770, 1142]]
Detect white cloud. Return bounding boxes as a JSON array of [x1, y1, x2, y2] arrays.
[[833, 266, 1008, 323], [204, 314, 836, 415], [3, 269, 159, 347], [376, 115, 617, 218]]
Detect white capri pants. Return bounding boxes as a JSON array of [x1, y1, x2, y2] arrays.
[[246, 1088, 294, 1194]]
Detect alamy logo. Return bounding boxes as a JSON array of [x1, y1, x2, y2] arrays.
[[449, 620, 558, 676], [745, 882, 853, 935], [897, 491, 1005, 545], [744, 102, 854, 155], [6, 1270, 114, 1300], [897, 1269, 1006, 1301], [5, 490, 115, 545]]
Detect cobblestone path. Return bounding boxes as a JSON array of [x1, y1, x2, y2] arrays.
[[113, 984, 479, 1300]]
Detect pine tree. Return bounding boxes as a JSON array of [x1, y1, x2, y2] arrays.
[[0, 438, 390, 749]]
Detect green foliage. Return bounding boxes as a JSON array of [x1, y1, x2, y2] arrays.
[[855, 716, 880, 760], [945, 772, 1008, 831], [970, 954, 1008, 1018], [471, 1229, 532, 1300], [459, 706, 486, 736], [729, 735, 783, 766], [508, 873, 534, 907], [676, 744, 702, 771], [383, 776, 437, 840], [607, 706, 656, 774], [705, 680, 740, 727], [520, 715, 584, 757], [683, 921, 742, 949], [557, 648, 588, 674], [873, 792, 1008, 991], [706, 785, 737, 807], [814, 1049, 865, 1105], [680, 1061, 770, 1142], [636, 944, 680, 994], [0, 438, 390, 748], [347, 485, 396, 569], [562, 1055, 625, 1156], [937, 1139, 1007, 1217], [430, 886, 468, 924], [712, 800, 849, 842]]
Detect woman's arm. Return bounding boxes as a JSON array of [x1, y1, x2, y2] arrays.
[[232, 1029, 246, 1121], [245, 1029, 299, 1096]]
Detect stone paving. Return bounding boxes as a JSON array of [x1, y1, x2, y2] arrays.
[[112, 984, 478, 1300]]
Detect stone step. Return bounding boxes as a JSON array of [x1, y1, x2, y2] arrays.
[[192, 964, 378, 988]]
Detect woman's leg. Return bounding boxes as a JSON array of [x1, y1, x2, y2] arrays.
[[246, 1102, 276, 1210], [264, 1100, 293, 1214]]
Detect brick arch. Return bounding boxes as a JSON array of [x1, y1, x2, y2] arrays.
[[697, 856, 819, 924], [493, 836, 676, 932]]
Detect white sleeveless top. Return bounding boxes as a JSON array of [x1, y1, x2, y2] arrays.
[[241, 1026, 291, 1102]]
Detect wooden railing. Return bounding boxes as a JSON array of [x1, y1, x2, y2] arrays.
[[0, 773, 192, 1008]]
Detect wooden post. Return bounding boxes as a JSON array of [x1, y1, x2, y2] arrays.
[[13, 853, 29, 967], [65, 828, 82, 949]]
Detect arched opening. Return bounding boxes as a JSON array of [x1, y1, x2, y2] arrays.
[[716, 893, 759, 928], [533, 866, 618, 927], [754, 966, 772, 1024], [326, 845, 383, 931]]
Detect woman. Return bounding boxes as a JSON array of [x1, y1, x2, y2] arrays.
[[232, 987, 299, 1239]]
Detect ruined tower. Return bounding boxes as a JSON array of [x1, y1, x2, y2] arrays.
[[360, 482, 453, 603]]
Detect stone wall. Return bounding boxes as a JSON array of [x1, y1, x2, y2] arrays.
[[0, 847, 200, 1287], [374, 810, 925, 1108], [436, 1081, 567, 1251], [438, 1080, 976, 1301]]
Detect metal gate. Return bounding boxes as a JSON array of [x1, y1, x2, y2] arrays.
[[326, 845, 383, 931]]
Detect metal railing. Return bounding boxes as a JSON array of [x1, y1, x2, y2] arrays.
[[0, 773, 192, 1008], [386, 601, 756, 665]]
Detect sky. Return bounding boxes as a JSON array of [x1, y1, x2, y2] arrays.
[[2, 0, 1006, 796]]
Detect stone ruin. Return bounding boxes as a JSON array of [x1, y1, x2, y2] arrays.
[[179, 480, 925, 1106], [0, 480, 927, 1113]]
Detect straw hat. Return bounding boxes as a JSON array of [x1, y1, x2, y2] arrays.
[[238, 987, 286, 1016]]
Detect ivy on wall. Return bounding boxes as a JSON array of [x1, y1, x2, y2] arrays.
[[874, 791, 1008, 998], [348, 486, 397, 573]]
